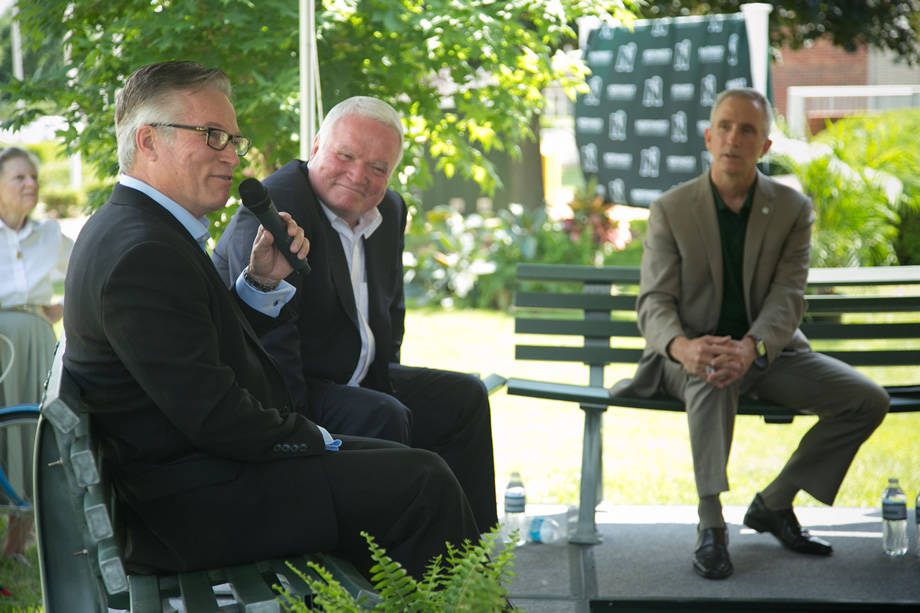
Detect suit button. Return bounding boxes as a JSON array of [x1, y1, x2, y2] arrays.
[[299, 443, 308, 452], [282, 444, 291, 452], [273, 444, 282, 452]]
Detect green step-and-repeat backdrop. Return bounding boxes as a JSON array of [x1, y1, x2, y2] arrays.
[[575, 14, 755, 207]]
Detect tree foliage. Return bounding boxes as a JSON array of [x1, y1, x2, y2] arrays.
[[639, 1, 920, 65], [0, 9, 64, 116], [3, 0, 637, 214]]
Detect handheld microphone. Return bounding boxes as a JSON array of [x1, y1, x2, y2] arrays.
[[238, 177, 311, 275]]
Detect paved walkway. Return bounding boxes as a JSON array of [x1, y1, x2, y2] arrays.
[[507, 503, 920, 612]]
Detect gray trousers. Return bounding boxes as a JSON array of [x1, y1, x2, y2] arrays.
[[660, 351, 889, 504]]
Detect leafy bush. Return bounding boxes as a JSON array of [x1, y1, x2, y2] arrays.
[[789, 151, 899, 268], [789, 109, 920, 267], [40, 186, 85, 218], [404, 199, 644, 311], [276, 529, 516, 613]]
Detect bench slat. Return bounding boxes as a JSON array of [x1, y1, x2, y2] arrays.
[[224, 563, 281, 612], [516, 318, 638, 337], [516, 263, 920, 286], [177, 571, 221, 612], [514, 291, 635, 311], [516, 264, 641, 284], [515, 345, 643, 364], [817, 349, 920, 367], [805, 294, 920, 313], [128, 575, 163, 613], [800, 321, 920, 339]]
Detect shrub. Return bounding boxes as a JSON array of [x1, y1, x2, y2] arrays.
[[40, 186, 85, 218], [404, 199, 644, 311], [803, 110, 920, 267], [275, 528, 516, 613]]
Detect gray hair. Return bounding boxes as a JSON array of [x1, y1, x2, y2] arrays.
[[115, 61, 232, 174], [0, 146, 40, 177], [710, 88, 773, 137], [317, 96, 404, 167]]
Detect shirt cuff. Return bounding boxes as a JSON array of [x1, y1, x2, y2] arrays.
[[235, 271, 296, 318], [318, 426, 342, 451]]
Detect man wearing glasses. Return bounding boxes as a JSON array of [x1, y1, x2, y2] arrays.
[[62, 61, 480, 579]]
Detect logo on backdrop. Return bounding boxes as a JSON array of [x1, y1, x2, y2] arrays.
[[575, 13, 755, 207], [674, 40, 692, 71], [609, 111, 628, 141], [616, 42, 638, 72], [642, 76, 664, 108]]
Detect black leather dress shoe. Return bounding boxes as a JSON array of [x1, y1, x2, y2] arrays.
[[743, 493, 833, 555], [693, 527, 733, 579]]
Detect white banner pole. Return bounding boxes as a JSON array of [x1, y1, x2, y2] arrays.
[[741, 2, 773, 98]]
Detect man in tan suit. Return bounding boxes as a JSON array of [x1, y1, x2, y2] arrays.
[[611, 88, 889, 579]]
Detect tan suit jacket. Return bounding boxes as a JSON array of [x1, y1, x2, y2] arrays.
[[613, 170, 814, 397]]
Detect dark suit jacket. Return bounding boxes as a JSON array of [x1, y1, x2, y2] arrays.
[[63, 184, 335, 572], [612, 170, 814, 397], [213, 160, 408, 404]]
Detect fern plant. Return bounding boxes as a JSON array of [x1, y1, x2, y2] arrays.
[[276, 527, 518, 612]]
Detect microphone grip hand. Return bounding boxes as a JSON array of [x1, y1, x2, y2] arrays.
[[238, 178, 311, 276]]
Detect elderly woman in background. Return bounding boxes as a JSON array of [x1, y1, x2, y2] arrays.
[[0, 146, 73, 561]]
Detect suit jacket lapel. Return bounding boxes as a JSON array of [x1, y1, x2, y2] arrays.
[[743, 171, 775, 297], [317, 205, 361, 329], [689, 175, 724, 297]]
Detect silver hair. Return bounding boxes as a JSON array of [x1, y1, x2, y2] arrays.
[[115, 61, 232, 174], [317, 96, 404, 167], [0, 146, 40, 176], [710, 88, 773, 136]]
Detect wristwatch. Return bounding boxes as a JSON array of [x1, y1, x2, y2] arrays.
[[748, 335, 767, 367]]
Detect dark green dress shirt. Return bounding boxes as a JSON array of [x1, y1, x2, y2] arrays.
[[712, 178, 757, 340]]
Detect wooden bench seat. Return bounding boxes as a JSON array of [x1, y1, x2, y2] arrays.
[[507, 263, 920, 545]]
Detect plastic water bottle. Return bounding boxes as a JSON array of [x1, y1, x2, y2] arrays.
[[528, 516, 564, 544], [882, 477, 908, 556], [503, 472, 526, 547]]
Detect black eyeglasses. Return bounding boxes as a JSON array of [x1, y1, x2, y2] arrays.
[[151, 123, 252, 156]]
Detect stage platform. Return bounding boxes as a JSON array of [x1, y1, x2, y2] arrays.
[[506, 503, 920, 612]]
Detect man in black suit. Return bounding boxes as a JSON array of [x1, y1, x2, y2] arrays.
[[63, 61, 480, 579], [213, 97, 498, 531]]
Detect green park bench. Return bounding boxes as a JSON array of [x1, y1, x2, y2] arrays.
[[507, 263, 920, 545], [33, 334, 380, 612]]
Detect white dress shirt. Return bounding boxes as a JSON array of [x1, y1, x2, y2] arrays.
[[0, 215, 73, 309], [319, 202, 383, 386]]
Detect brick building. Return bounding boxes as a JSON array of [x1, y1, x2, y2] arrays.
[[771, 38, 920, 134]]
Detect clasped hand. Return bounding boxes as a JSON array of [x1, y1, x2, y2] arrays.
[[670, 334, 756, 389], [247, 212, 309, 288]]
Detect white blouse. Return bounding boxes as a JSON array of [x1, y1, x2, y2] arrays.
[[0, 217, 73, 308]]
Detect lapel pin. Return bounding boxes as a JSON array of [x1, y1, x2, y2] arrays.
[[761, 207, 770, 215]]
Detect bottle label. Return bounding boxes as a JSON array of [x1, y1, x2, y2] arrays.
[[504, 493, 525, 513], [882, 500, 907, 521], [529, 517, 544, 542]]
